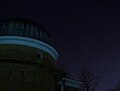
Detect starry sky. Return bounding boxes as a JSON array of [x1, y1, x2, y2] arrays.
[[0, 0, 120, 91]]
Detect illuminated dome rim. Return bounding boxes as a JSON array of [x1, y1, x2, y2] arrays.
[[0, 17, 55, 47], [0, 36, 58, 60]]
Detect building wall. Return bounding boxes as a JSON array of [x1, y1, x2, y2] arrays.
[[0, 44, 55, 65], [0, 44, 57, 91], [0, 59, 56, 91]]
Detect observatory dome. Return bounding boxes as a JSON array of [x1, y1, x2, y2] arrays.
[[0, 17, 54, 46], [0, 17, 58, 60]]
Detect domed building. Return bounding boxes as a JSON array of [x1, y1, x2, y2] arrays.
[[0, 17, 82, 91]]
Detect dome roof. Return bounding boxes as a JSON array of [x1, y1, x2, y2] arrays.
[[0, 17, 54, 47]]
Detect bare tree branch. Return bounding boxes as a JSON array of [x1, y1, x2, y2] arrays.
[[78, 68, 100, 91]]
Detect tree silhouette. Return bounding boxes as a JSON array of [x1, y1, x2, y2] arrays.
[[78, 68, 100, 91]]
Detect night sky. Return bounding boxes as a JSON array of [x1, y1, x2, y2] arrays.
[[0, 0, 120, 91]]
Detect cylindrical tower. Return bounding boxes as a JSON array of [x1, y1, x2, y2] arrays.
[[0, 17, 60, 91]]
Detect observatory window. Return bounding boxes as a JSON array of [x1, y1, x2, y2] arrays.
[[36, 52, 43, 60]]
